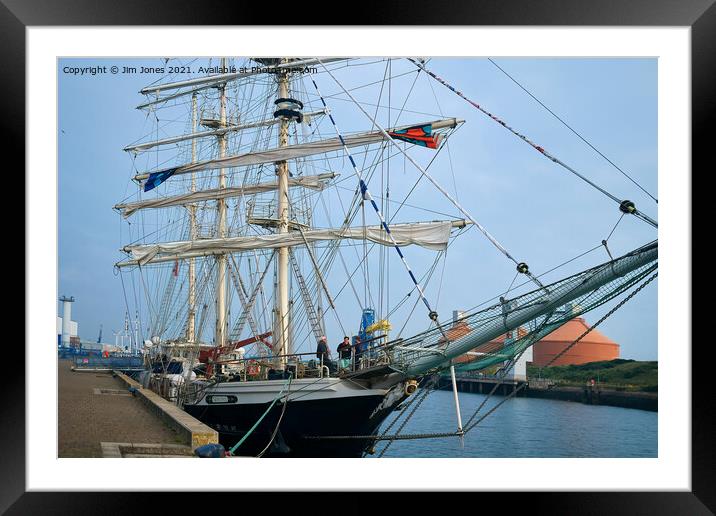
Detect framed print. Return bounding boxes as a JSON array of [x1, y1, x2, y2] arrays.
[[5, 0, 710, 513]]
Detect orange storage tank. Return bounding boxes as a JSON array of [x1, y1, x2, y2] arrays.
[[531, 317, 619, 367], [450, 317, 618, 367]]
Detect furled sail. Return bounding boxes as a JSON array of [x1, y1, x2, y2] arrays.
[[115, 173, 336, 218], [117, 220, 466, 267], [133, 118, 461, 187], [136, 58, 352, 109], [140, 58, 351, 95], [123, 110, 328, 154]]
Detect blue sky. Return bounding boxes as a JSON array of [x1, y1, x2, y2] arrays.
[[58, 57, 657, 359]]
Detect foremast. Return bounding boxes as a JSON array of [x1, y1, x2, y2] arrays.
[[187, 92, 197, 344], [275, 60, 291, 368]]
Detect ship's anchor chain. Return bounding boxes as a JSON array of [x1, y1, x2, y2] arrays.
[[304, 270, 657, 449], [371, 374, 441, 457]]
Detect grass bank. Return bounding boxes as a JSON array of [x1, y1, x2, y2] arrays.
[[527, 359, 657, 392]]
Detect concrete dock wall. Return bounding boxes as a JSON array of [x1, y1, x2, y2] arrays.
[[438, 377, 657, 412], [113, 371, 218, 449]]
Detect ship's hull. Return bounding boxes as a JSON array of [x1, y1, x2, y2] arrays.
[[183, 377, 407, 457]]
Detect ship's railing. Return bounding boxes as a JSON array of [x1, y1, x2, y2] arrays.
[[205, 338, 393, 382], [207, 351, 325, 382], [337, 336, 393, 373]]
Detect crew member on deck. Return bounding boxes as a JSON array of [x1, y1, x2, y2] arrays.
[[316, 335, 333, 372], [337, 336, 352, 371], [353, 335, 364, 368]]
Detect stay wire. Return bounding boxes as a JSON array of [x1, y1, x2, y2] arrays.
[[408, 58, 658, 229], [487, 58, 658, 205]]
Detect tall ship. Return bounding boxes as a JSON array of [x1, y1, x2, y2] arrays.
[[114, 57, 658, 457]]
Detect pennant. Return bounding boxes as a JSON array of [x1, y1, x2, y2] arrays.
[[172, 259, 179, 277], [388, 124, 442, 149], [143, 167, 178, 192]]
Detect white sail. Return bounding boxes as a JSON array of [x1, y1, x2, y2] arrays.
[[133, 118, 461, 182], [115, 173, 336, 217], [117, 220, 466, 267]]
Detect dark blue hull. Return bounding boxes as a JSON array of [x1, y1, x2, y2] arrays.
[[184, 392, 402, 457]]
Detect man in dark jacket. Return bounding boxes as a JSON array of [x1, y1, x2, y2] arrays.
[[316, 335, 333, 372]]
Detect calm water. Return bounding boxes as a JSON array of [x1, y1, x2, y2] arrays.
[[370, 390, 657, 458]]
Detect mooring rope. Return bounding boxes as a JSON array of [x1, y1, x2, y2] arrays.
[[228, 372, 293, 456]]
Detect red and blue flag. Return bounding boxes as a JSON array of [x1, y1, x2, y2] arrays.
[[388, 124, 442, 149]]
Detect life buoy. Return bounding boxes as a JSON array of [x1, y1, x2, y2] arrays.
[[247, 361, 259, 376]]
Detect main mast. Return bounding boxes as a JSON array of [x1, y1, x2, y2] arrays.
[[275, 60, 291, 367], [215, 58, 228, 348]]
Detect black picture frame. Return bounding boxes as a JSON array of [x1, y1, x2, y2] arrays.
[[6, 0, 709, 513]]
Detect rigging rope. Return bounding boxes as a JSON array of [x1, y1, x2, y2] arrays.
[[408, 58, 658, 229], [446, 267, 658, 437], [460, 317, 551, 429], [487, 58, 658, 205]]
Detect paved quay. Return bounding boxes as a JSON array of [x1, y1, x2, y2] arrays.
[[58, 359, 185, 457]]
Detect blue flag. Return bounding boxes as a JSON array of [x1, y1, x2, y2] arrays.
[[144, 168, 178, 192]]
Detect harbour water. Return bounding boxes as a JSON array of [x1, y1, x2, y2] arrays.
[[371, 390, 657, 458]]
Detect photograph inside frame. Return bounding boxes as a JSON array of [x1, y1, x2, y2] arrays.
[[57, 56, 658, 459]]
